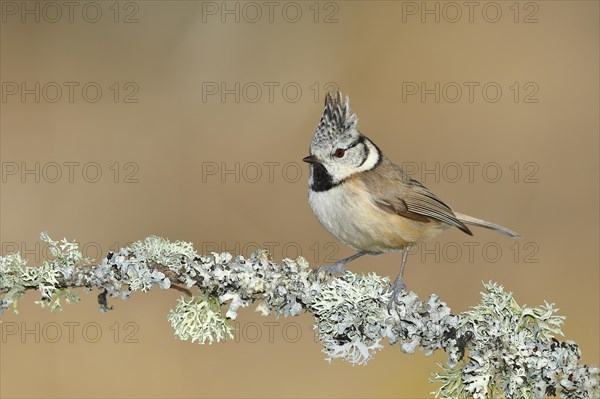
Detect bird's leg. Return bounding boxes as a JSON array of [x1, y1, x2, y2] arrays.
[[316, 251, 367, 276], [388, 247, 410, 310]]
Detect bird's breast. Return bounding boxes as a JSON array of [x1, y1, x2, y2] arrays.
[[308, 179, 448, 252]]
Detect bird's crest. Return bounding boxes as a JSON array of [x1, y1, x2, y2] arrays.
[[311, 92, 358, 148]]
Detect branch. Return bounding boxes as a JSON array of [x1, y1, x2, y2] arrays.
[[0, 233, 597, 399]]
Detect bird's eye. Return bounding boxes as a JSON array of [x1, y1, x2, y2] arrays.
[[334, 148, 345, 158]]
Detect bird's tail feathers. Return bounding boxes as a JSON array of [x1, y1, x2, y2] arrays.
[[454, 212, 519, 237]]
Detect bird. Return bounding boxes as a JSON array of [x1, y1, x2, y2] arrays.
[[303, 92, 519, 308]]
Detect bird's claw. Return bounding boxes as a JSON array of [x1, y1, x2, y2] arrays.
[[315, 263, 346, 281], [387, 278, 407, 312]]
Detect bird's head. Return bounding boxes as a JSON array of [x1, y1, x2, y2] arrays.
[[304, 92, 380, 187]]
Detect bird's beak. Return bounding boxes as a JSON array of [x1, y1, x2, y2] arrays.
[[302, 155, 320, 164]]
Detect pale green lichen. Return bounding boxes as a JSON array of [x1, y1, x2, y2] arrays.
[[433, 363, 470, 399], [168, 293, 234, 344], [129, 235, 198, 272], [40, 231, 91, 275], [0, 252, 27, 290], [35, 288, 81, 312], [36, 232, 89, 311], [0, 253, 28, 314], [0, 233, 89, 313]]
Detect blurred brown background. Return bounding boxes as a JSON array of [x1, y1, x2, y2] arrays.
[[1, 1, 598, 398]]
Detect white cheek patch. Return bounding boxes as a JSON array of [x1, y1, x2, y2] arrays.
[[329, 163, 355, 182], [327, 139, 380, 182], [357, 139, 380, 173]]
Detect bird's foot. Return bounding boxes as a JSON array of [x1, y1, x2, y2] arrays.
[[315, 262, 347, 280], [387, 277, 407, 312]]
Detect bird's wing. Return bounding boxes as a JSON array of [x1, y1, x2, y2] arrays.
[[363, 159, 473, 235]]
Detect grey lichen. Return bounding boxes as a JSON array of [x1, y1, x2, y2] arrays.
[[1, 233, 598, 399], [385, 290, 460, 358], [310, 272, 390, 365]]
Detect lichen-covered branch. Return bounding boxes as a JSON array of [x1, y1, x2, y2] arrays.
[[0, 234, 597, 399]]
